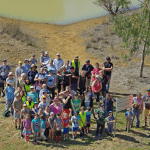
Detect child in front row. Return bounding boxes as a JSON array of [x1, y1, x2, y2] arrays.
[[107, 111, 115, 137], [125, 108, 134, 131], [54, 113, 63, 143], [62, 112, 70, 141], [85, 107, 92, 134], [71, 111, 80, 140], [40, 114, 47, 142], [48, 112, 55, 142], [31, 113, 41, 145], [22, 114, 32, 143]]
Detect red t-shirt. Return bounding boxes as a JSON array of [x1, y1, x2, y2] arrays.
[[92, 68, 101, 81], [62, 117, 69, 128], [93, 81, 101, 92]]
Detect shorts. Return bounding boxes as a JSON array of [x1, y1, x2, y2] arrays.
[[86, 123, 90, 127], [56, 130, 61, 136], [144, 108, 149, 117], [14, 111, 21, 119], [63, 127, 69, 134], [107, 126, 113, 133], [72, 127, 79, 132]]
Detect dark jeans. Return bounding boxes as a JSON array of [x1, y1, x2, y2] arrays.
[[80, 127, 85, 137], [94, 92, 100, 102], [71, 83, 77, 92], [47, 87, 55, 99], [96, 123, 104, 135], [44, 128, 49, 138], [57, 83, 61, 93], [101, 91, 106, 98]]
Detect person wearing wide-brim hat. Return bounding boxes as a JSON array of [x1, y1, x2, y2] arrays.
[[27, 64, 38, 85], [103, 56, 113, 93], [70, 56, 80, 73], [22, 59, 31, 74]]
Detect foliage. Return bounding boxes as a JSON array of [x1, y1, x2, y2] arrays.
[[93, 0, 131, 15]]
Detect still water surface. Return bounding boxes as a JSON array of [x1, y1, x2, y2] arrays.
[[0, 0, 141, 25]]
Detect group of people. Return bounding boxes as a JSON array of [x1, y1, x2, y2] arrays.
[[0, 51, 149, 145]]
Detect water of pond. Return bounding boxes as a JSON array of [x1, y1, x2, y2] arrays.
[[0, 0, 141, 25]]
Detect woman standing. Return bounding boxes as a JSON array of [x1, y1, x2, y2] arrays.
[[92, 75, 102, 106], [23, 78, 32, 95]]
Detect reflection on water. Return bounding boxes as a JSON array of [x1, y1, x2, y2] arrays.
[[0, 0, 141, 25]]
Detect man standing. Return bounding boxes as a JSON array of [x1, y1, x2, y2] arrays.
[[15, 61, 26, 86], [42, 51, 50, 66], [82, 60, 94, 86], [53, 53, 64, 71], [0, 59, 11, 96], [103, 56, 113, 92], [70, 56, 80, 74], [142, 89, 150, 127], [30, 54, 37, 65], [22, 59, 31, 74]]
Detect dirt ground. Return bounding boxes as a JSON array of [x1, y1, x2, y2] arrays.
[[0, 8, 150, 150]]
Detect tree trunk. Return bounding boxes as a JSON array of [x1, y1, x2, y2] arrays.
[[140, 40, 146, 77]]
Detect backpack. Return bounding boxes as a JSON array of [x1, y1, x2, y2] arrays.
[[3, 110, 10, 117]]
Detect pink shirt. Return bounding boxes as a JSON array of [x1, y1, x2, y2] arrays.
[[50, 103, 63, 114], [23, 119, 31, 130], [93, 81, 101, 92], [92, 68, 101, 81]]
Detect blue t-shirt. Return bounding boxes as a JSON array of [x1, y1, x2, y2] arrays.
[[107, 116, 114, 127], [5, 85, 14, 100], [27, 92, 38, 103], [46, 75, 55, 87], [22, 64, 31, 74], [31, 108, 39, 120], [85, 111, 91, 123], [32, 118, 41, 132], [71, 116, 80, 128], [41, 119, 47, 129], [125, 111, 134, 118]]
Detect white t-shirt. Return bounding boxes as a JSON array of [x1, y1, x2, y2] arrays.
[[53, 58, 64, 71]]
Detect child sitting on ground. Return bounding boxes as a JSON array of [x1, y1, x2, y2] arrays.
[[62, 112, 70, 141], [71, 111, 80, 140], [22, 114, 32, 143], [85, 107, 92, 134], [107, 111, 115, 137], [40, 113, 47, 142], [48, 112, 55, 142], [125, 108, 134, 131], [54, 113, 63, 143]]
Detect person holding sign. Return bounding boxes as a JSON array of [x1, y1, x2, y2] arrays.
[[142, 89, 150, 127], [132, 93, 143, 128]]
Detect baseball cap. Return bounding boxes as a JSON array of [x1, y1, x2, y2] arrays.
[[32, 54, 35, 57], [34, 102, 39, 105], [42, 95, 46, 99], [18, 61, 22, 64], [8, 72, 13, 76], [101, 103, 104, 107], [147, 89, 150, 91], [85, 60, 90, 63], [49, 69, 53, 72], [23, 104, 27, 107], [45, 51, 48, 54], [43, 89, 48, 93], [106, 56, 111, 60], [3, 59, 7, 62], [109, 111, 113, 113], [57, 53, 60, 56], [74, 111, 77, 115], [50, 112, 54, 115], [30, 86, 34, 89], [53, 97, 59, 101]]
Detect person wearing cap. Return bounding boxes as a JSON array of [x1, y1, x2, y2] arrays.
[[70, 56, 80, 73], [27, 64, 38, 85], [34, 68, 46, 84], [47, 59, 56, 78], [142, 89, 150, 127], [31, 102, 39, 120], [92, 75, 102, 106], [71, 110, 80, 140], [40, 51, 45, 65], [46, 69, 56, 99], [92, 62, 102, 82], [6, 72, 15, 88], [132, 92, 143, 128], [42, 51, 50, 66], [82, 60, 94, 86], [103, 56, 113, 92], [53, 53, 64, 71], [0, 59, 11, 96], [22, 59, 31, 74], [107, 111, 115, 137], [3, 81, 15, 115], [95, 103, 107, 137], [13, 93, 23, 130], [29, 54, 37, 65], [43, 66, 49, 76], [103, 93, 116, 116], [125, 108, 134, 131], [15, 61, 26, 86], [40, 89, 51, 104], [68, 66, 79, 92], [39, 84, 49, 101], [25, 96, 34, 110], [38, 95, 49, 111], [27, 86, 38, 103]]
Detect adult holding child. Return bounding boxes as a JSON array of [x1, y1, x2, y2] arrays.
[[6, 72, 15, 88]]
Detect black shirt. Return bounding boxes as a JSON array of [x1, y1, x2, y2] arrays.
[[99, 75, 108, 91], [82, 64, 94, 79], [103, 62, 113, 75], [62, 71, 69, 85], [63, 96, 72, 109], [70, 71, 79, 84], [79, 75, 86, 88], [27, 70, 38, 84]]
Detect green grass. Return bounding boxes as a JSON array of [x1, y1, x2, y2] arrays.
[[0, 96, 150, 150]]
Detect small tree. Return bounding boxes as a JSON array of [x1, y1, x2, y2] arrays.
[[93, 0, 131, 16], [112, 0, 150, 77]]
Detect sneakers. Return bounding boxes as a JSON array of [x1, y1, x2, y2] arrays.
[[21, 136, 23, 139]]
